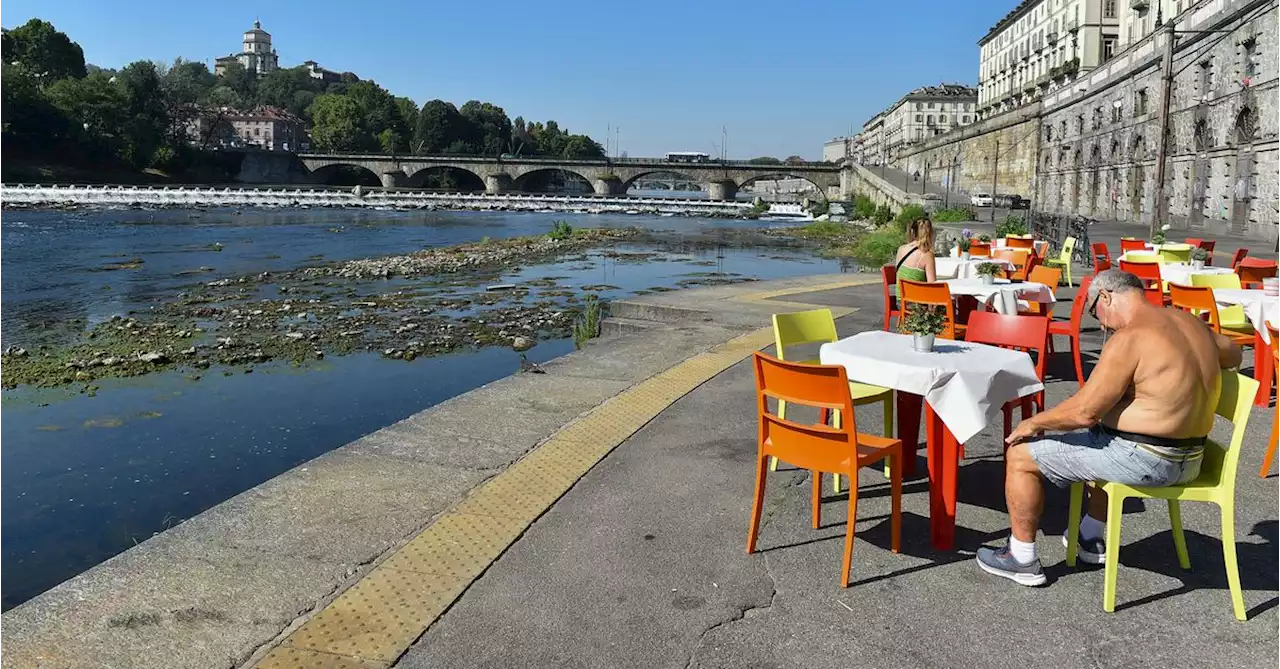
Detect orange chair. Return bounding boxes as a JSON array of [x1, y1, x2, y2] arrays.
[[969, 241, 992, 258], [1168, 284, 1256, 350], [1260, 322, 1279, 478], [993, 248, 1031, 279], [1197, 239, 1217, 265], [1049, 276, 1093, 387], [1120, 238, 1148, 254], [748, 352, 903, 588], [1229, 248, 1249, 269], [880, 264, 902, 332], [1119, 259, 1163, 290], [900, 279, 965, 340], [1091, 242, 1111, 269], [966, 311, 1051, 438], [1014, 255, 1042, 282], [1020, 265, 1063, 316], [1006, 237, 1035, 251], [1236, 258, 1277, 289]]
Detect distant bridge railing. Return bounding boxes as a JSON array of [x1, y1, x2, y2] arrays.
[[296, 152, 841, 170]]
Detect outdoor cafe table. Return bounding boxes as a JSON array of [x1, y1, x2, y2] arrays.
[[943, 277, 1056, 315], [1116, 255, 1234, 285], [1213, 288, 1279, 406], [819, 331, 1044, 550], [936, 256, 1014, 280]]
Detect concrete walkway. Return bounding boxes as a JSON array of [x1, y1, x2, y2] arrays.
[[397, 282, 1278, 669]]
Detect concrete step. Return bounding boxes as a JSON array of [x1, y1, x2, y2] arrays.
[[608, 299, 713, 324], [599, 317, 660, 337]]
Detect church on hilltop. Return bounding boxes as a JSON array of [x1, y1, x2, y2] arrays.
[[214, 20, 279, 76]]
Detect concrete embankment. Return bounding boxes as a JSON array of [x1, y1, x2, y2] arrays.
[[0, 273, 874, 669], [1, 184, 752, 216]]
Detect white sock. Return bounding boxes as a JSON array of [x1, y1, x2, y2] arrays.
[[1009, 535, 1037, 564], [1080, 514, 1105, 542]]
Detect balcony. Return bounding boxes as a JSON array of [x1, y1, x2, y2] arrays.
[[1046, 30, 1058, 44], [1130, 0, 1149, 9], [1066, 17, 1079, 32]]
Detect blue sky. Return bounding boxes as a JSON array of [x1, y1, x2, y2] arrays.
[[4, 1, 1015, 159]]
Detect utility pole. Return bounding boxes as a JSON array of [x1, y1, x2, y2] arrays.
[[990, 139, 1000, 222], [1151, 18, 1176, 238]]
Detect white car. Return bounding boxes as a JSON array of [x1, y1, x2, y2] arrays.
[[970, 192, 994, 207]]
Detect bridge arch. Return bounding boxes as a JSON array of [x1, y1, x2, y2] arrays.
[[512, 168, 595, 194], [309, 163, 382, 187], [737, 173, 830, 201], [405, 165, 486, 191], [621, 170, 705, 194]]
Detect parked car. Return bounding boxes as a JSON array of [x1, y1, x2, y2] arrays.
[[970, 192, 993, 207]]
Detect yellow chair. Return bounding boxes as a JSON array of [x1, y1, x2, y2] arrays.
[[1189, 273, 1253, 335], [1045, 236, 1077, 287], [1067, 372, 1260, 620], [1125, 251, 1162, 264], [1158, 244, 1193, 263], [770, 309, 894, 490]]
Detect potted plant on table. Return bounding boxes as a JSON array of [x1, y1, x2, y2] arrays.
[[1152, 223, 1171, 246], [978, 233, 992, 243], [976, 261, 1003, 286], [901, 303, 946, 353], [958, 237, 972, 260], [1190, 246, 1209, 270]]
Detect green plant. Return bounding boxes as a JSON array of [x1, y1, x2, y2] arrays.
[[978, 233, 992, 242], [751, 200, 770, 214], [872, 204, 893, 225], [547, 220, 574, 241], [900, 303, 946, 336], [932, 207, 974, 223], [478, 236, 491, 245], [894, 204, 927, 230], [958, 237, 972, 252], [1191, 246, 1210, 262], [807, 199, 830, 216], [572, 295, 603, 349], [848, 225, 907, 265], [799, 220, 852, 238], [976, 262, 1003, 277], [852, 194, 877, 220], [995, 215, 1027, 238]]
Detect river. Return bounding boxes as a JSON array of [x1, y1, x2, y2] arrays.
[[1, 207, 846, 609]]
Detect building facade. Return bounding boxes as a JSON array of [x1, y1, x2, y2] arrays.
[[882, 84, 979, 163], [978, 0, 1121, 117], [214, 21, 279, 76], [859, 112, 887, 165], [187, 106, 307, 152], [302, 60, 342, 84]]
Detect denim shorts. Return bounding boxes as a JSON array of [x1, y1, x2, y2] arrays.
[[1026, 426, 1203, 488]]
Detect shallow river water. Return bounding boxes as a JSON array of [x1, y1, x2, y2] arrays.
[[1, 207, 846, 609]]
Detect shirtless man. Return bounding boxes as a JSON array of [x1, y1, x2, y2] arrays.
[[977, 269, 1242, 585]]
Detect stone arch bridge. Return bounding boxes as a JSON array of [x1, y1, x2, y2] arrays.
[[297, 154, 843, 200]]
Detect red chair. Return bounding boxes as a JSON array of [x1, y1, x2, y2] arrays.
[[1236, 258, 1278, 289], [1119, 259, 1163, 290], [966, 311, 1051, 439], [1120, 238, 1147, 254], [1143, 286, 1165, 307], [1260, 322, 1278, 478], [881, 264, 902, 332], [1229, 248, 1249, 269], [1184, 237, 1203, 248], [1197, 240, 1217, 265], [1048, 276, 1093, 387], [1094, 254, 1112, 273], [748, 352, 903, 587]]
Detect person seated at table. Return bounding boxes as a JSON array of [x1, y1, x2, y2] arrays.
[[893, 216, 937, 285], [977, 269, 1242, 586]]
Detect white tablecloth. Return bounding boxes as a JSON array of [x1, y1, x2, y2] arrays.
[[994, 238, 1049, 256], [819, 331, 1044, 443], [1214, 288, 1280, 343], [936, 257, 1013, 279], [943, 278, 1055, 315], [1159, 263, 1233, 286]]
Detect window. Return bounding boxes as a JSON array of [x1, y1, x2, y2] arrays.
[[1135, 88, 1149, 116], [927, 102, 936, 109], [1243, 38, 1258, 79], [1103, 37, 1116, 60], [916, 102, 923, 110], [915, 114, 923, 122], [962, 115, 970, 123], [1103, 0, 1116, 18], [927, 115, 935, 124], [1198, 58, 1213, 98], [940, 115, 948, 123], [1111, 100, 1123, 122]]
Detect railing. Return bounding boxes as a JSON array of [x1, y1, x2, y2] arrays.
[[295, 152, 842, 170], [1032, 211, 1094, 268]]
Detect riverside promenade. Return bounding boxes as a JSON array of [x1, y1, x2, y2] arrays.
[[4, 272, 1277, 669]]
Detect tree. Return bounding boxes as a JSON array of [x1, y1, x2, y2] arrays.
[[308, 93, 363, 151], [459, 100, 511, 156], [3, 63, 72, 153], [395, 97, 418, 147], [345, 81, 407, 152], [3, 19, 87, 83], [203, 85, 245, 110], [217, 61, 257, 101], [415, 99, 468, 154], [117, 61, 171, 166], [748, 156, 782, 165], [784, 155, 807, 165], [559, 134, 605, 159]]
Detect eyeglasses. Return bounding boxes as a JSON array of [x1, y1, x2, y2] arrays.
[[1087, 289, 1107, 320]]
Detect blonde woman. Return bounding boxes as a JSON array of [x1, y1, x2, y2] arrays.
[[893, 217, 938, 285]]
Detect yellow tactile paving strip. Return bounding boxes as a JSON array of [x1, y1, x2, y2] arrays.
[[252, 326, 783, 668]]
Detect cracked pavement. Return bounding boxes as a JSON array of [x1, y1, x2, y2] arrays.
[[395, 283, 1278, 669]]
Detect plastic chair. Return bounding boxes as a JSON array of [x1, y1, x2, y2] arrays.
[[1169, 284, 1254, 349], [769, 309, 894, 494], [965, 311, 1050, 438], [1013, 255, 1041, 282], [1048, 276, 1092, 387], [969, 241, 992, 258], [1260, 322, 1278, 478], [1143, 286, 1165, 307], [880, 265, 901, 332], [1158, 244, 1193, 264], [1051, 236, 1077, 287], [1198, 240, 1217, 265], [1229, 248, 1249, 269], [1184, 237, 1203, 248], [1188, 274, 1253, 337], [1006, 236, 1035, 251], [1123, 251, 1161, 264], [748, 352, 903, 588], [900, 279, 965, 340], [1020, 265, 1063, 316], [1236, 258, 1277, 289], [1119, 238, 1147, 254], [1066, 372, 1260, 620], [1118, 259, 1164, 291]]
